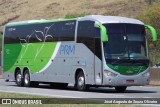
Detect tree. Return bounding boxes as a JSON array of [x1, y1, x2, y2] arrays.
[[138, 3, 160, 65]]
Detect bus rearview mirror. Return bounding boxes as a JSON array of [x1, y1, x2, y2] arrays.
[[145, 25, 157, 42]]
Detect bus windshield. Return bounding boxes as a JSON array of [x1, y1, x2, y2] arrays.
[[103, 23, 148, 65]]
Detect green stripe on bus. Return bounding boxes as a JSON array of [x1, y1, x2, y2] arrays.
[[4, 42, 57, 73], [107, 64, 148, 75]]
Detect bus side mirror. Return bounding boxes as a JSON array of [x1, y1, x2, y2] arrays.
[[145, 25, 157, 42], [94, 22, 108, 42]]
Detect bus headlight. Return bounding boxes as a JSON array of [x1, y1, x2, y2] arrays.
[[104, 70, 118, 77], [142, 71, 150, 77]]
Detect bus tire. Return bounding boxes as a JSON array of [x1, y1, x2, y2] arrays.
[[115, 86, 127, 93], [23, 69, 38, 87], [76, 71, 89, 91], [15, 70, 24, 87]]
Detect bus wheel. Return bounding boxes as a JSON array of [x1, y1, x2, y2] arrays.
[[76, 72, 89, 91], [115, 86, 127, 93], [23, 69, 38, 87], [15, 70, 23, 87]]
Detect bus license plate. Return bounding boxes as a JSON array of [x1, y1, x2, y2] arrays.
[[126, 80, 134, 83]]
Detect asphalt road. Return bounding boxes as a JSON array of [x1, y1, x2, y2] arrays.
[[0, 79, 160, 99]]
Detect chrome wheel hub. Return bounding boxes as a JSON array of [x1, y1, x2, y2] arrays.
[[78, 76, 84, 87], [24, 73, 29, 84], [17, 74, 22, 82]]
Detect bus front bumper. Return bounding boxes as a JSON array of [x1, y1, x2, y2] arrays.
[[103, 72, 150, 86]]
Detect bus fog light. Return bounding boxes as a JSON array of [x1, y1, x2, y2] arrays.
[[142, 71, 150, 77], [104, 70, 117, 77]]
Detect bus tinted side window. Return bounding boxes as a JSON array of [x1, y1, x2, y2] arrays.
[[25, 22, 60, 42], [4, 20, 76, 44], [77, 21, 95, 54], [4, 27, 19, 44], [45, 22, 59, 42], [4, 22, 60, 44], [77, 21, 98, 37], [58, 20, 76, 41], [77, 21, 102, 59]]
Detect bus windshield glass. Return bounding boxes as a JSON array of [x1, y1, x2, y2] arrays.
[[103, 23, 148, 65]]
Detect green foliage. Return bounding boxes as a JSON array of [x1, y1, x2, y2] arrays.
[[137, 3, 160, 65], [65, 12, 89, 18], [138, 3, 160, 41]]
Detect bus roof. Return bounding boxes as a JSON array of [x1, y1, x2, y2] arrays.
[[5, 15, 144, 27], [5, 18, 76, 27], [79, 15, 144, 25]]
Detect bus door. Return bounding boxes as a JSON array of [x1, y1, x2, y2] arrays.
[[94, 36, 103, 85]]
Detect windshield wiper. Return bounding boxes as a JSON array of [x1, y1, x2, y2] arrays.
[[110, 59, 126, 65], [129, 59, 149, 65]]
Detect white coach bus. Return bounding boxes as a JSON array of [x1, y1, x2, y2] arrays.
[[2, 15, 157, 92]]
